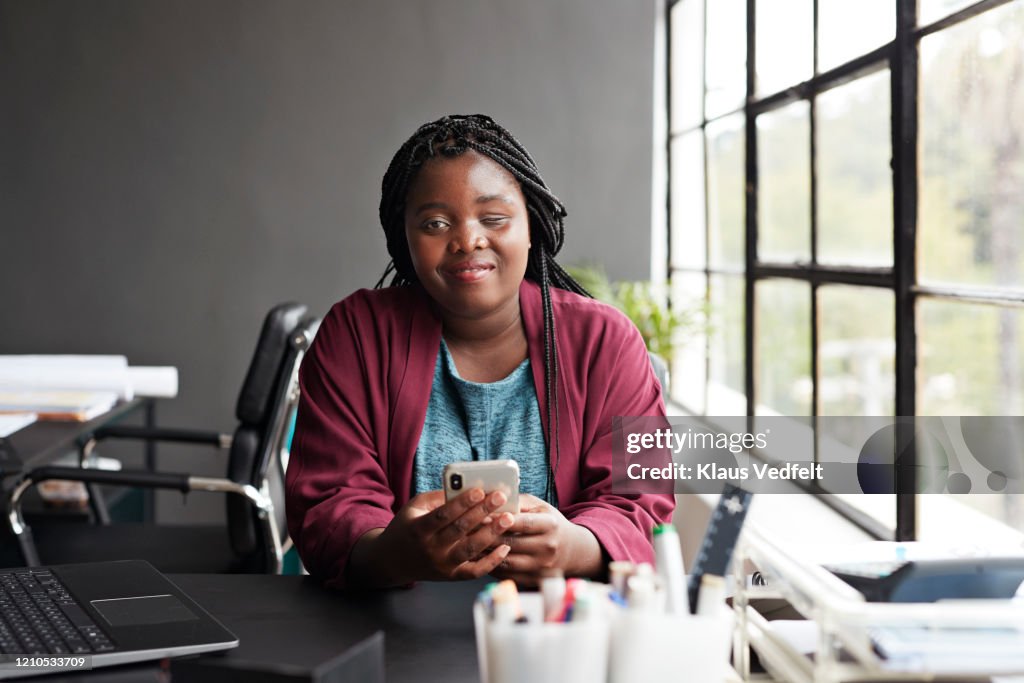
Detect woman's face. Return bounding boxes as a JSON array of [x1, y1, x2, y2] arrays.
[[404, 150, 531, 321]]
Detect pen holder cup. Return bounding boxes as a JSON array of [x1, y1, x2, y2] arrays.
[[474, 595, 609, 683], [608, 611, 734, 683]]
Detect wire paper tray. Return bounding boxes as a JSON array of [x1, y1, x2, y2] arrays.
[[732, 526, 1024, 682]]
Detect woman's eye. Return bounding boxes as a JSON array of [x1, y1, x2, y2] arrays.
[[422, 220, 448, 231], [481, 216, 508, 227]]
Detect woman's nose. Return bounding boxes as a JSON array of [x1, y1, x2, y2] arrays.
[[447, 221, 488, 253]]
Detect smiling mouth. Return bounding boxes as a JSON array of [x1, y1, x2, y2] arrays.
[[444, 262, 496, 283]]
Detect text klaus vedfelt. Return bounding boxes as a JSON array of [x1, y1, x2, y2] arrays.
[[623, 428, 823, 483]]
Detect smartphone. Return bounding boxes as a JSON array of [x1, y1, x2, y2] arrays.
[[443, 460, 520, 516]]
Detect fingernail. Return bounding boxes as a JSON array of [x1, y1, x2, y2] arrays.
[[499, 545, 511, 557], [490, 491, 506, 507], [498, 514, 513, 528], [470, 488, 484, 503], [482, 516, 493, 525]]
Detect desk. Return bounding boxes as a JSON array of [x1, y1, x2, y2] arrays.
[[4, 398, 153, 474], [31, 575, 759, 683], [35, 575, 483, 683], [2, 398, 156, 521], [171, 575, 484, 683]]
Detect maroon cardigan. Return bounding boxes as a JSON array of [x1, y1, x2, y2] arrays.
[[285, 279, 675, 588]]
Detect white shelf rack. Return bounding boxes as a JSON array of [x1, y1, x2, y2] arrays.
[[731, 526, 1024, 682]]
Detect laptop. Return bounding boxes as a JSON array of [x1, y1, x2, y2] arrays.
[[0, 560, 238, 679]]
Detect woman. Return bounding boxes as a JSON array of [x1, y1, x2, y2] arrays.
[[286, 114, 673, 589]]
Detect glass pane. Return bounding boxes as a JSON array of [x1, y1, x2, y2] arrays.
[[818, 0, 895, 72], [671, 0, 704, 132], [671, 272, 708, 413], [757, 102, 811, 263], [708, 275, 746, 414], [705, 0, 747, 118], [756, 279, 812, 415], [817, 72, 893, 266], [920, 0, 980, 26], [818, 286, 895, 416], [756, 0, 813, 95], [706, 115, 745, 269], [833, 493, 897, 531], [918, 298, 1024, 415], [670, 132, 706, 270], [919, 2, 1024, 290]]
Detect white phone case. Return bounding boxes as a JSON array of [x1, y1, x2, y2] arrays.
[[443, 460, 520, 516]]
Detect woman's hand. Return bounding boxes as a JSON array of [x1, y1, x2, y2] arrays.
[[349, 488, 514, 587], [489, 494, 603, 587]]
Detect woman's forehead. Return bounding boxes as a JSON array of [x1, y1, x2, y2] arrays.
[[407, 149, 524, 201]]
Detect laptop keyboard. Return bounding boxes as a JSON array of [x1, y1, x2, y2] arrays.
[[0, 569, 115, 655]]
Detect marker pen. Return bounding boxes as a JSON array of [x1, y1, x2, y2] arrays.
[[695, 574, 726, 617], [653, 523, 690, 616], [492, 580, 522, 624], [541, 569, 567, 622], [609, 561, 635, 600], [626, 575, 656, 612]]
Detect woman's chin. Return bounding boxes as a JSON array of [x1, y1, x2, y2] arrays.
[[436, 291, 514, 320]]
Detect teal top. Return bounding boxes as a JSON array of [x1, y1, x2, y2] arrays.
[[412, 339, 554, 505]]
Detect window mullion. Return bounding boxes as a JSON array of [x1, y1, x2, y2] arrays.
[[744, 0, 757, 421], [892, 0, 920, 541]]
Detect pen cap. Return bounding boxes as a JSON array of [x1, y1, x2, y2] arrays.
[[608, 561, 635, 598], [695, 574, 727, 617], [653, 523, 689, 616], [540, 572, 566, 620], [492, 580, 522, 624], [626, 575, 656, 612], [653, 523, 677, 538]]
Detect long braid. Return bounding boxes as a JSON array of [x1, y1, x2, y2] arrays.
[[376, 114, 590, 498], [538, 254, 560, 502]]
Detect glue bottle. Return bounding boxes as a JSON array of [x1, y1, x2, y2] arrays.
[[653, 523, 690, 616]]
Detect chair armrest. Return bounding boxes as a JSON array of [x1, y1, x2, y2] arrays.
[[7, 469, 280, 572], [89, 425, 232, 448], [25, 466, 191, 493], [19, 468, 270, 513]]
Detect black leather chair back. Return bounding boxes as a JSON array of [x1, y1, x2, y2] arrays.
[[649, 351, 670, 396], [225, 303, 309, 568]]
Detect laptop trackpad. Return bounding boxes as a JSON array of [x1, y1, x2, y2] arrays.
[[91, 595, 199, 627]]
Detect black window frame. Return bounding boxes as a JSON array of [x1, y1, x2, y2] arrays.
[[666, 0, 1024, 541]]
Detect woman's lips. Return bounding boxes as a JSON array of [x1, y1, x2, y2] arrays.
[[443, 261, 496, 283]]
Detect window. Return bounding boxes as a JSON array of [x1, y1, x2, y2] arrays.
[[667, 0, 1024, 540]]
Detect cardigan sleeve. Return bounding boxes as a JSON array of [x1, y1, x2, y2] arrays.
[[285, 298, 396, 589], [559, 311, 675, 566]]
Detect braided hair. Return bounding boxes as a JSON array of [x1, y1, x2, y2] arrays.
[[376, 114, 589, 500]]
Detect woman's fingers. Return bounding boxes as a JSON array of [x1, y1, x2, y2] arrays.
[[497, 533, 557, 557], [517, 493, 549, 513], [493, 551, 539, 574], [434, 491, 509, 546], [414, 487, 486, 534], [452, 544, 512, 580], [504, 511, 555, 536], [448, 512, 515, 563]]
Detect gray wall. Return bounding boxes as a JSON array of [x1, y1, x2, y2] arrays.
[[0, 0, 657, 523]]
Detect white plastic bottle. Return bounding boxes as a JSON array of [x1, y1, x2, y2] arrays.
[[653, 523, 690, 616]]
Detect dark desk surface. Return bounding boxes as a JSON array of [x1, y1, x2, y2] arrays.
[[36, 574, 485, 683], [169, 574, 484, 683], [3, 398, 150, 474]]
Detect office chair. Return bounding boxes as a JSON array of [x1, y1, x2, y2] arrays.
[[3, 303, 318, 574], [649, 351, 671, 396]]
